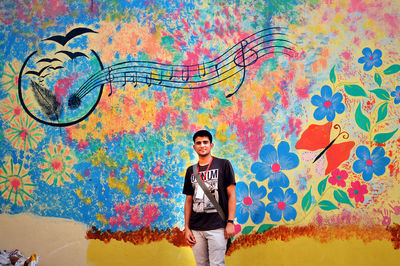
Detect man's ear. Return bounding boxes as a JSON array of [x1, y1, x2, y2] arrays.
[[210, 143, 214, 149]]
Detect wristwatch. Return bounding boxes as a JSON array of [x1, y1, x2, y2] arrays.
[[227, 219, 234, 224]]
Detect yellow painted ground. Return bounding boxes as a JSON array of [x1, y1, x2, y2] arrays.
[[1, 214, 399, 266], [87, 237, 400, 266]]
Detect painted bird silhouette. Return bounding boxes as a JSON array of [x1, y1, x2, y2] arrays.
[[56, 50, 88, 60], [43, 27, 98, 46], [25, 66, 50, 77], [37, 58, 62, 64]]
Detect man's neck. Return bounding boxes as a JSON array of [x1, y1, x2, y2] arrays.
[[198, 154, 212, 166]]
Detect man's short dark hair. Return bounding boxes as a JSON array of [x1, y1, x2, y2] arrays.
[[193, 130, 213, 143]]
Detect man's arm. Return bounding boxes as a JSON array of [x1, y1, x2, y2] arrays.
[[184, 195, 196, 246], [225, 184, 236, 239]]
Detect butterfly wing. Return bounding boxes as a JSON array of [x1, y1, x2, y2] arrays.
[[324, 141, 355, 175], [295, 122, 332, 151], [301, 151, 327, 177]]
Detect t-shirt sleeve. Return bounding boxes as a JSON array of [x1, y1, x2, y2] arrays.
[[182, 166, 194, 195], [224, 160, 236, 187]]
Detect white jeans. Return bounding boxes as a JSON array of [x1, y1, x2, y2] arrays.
[[192, 228, 227, 266]]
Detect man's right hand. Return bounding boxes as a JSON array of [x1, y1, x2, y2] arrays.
[[184, 228, 196, 246]]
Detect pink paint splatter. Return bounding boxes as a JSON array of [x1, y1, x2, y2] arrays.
[[283, 117, 302, 138], [54, 75, 77, 102], [109, 201, 159, 228], [151, 161, 166, 176], [230, 101, 264, 160]]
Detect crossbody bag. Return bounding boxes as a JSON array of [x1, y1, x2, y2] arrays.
[[192, 164, 232, 253]]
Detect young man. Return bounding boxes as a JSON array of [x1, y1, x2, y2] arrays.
[[183, 130, 236, 266]]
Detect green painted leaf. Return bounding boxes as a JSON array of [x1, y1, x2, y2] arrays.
[[257, 224, 276, 234], [344, 84, 368, 97], [370, 89, 390, 100], [376, 102, 388, 123], [301, 187, 312, 212], [330, 66, 336, 84], [333, 189, 354, 208], [373, 129, 399, 144], [317, 177, 328, 196], [318, 200, 338, 211], [355, 104, 371, 132], [241, 226, 255, 235], [374, 73, 382, 87], [383, 64, 400, 75]]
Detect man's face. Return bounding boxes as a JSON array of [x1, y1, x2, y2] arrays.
[[193, 136, 214, 157]]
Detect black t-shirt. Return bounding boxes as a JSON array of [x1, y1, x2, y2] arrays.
[[183, 157, 235, 231]]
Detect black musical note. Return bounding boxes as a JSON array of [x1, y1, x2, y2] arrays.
[[106, 68, 114, 96], [182, 66, 190, 82]]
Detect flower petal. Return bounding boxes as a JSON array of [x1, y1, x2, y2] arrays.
[[326, 108, 336, 122], [314, 106, 327, 120], [371, 146, 385, 160], [334, 102, 345, 114], [372, 49, 382, 59], [236, 203, 250, 224], [249, 200, 266, 224], [284, 188, 298, 205], [356, 146, 370, 160], [251, 162, 271, 182], [266, 202, 282, 222], [362, 165, 374, 182], [373, 157, 390, 176], [259, 145, 278, 164], [311, 95, 323, 107], [353, 159, 365, 173], [249, 181, 267, 201], [362, 47, 372, 57], [268, 172, 289, 189], [267, 187, 284, 202], [236, 181, 249, 202], [283, 205, 297, 221], [321, 85, 333, 100]]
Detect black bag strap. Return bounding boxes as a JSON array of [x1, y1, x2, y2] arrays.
[[192, 165, 226, 221]]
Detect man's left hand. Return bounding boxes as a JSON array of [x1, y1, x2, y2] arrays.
[[225, 222, 235, 239]]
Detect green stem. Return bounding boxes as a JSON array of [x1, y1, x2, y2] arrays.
[[287, 185, 334, 226]]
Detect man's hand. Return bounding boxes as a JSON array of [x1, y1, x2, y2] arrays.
[[185, 228, 196, 246], [225, 222, 235, 239]]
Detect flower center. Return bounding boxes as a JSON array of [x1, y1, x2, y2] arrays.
[[337, 175, 341, 180], [354, 189, 359, 195], [366, 159, 373, 166], [277, 201, 286, 210], [243, 196, 253, 206], [10, 177, 21, 190], [52, 160, 63, 172], [369, 56, 374, 60], [14, 107, 21, 116], [20, 128, 28, 140], [323, 101, 332, 108], [271, 163, 281, 173]]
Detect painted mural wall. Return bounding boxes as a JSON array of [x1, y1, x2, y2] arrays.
[[1, 0, 400, 265]]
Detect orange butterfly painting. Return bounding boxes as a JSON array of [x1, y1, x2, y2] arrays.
[[295, 122, 355, 176]]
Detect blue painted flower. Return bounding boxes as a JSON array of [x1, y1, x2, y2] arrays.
[[357, 48, 382, 71], [266, 187, 297, 222], [251, 141, 299, 189], [311, 85, 345, 121], [236, 181, 267, 224], [353, 145, 390, 182], [390, 86, 400, 104]]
